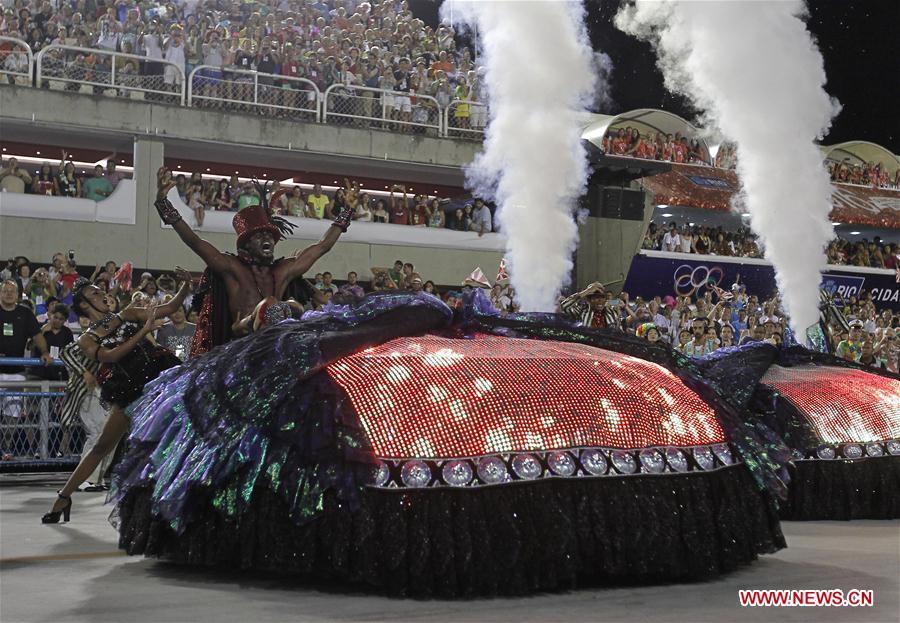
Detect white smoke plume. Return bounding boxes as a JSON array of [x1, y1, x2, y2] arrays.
[[591, 51, 616, 111], [445, 0, 597, 312], [616, 0, 839, 336]]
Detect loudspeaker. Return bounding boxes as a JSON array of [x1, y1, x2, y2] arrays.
[[598, 187, 645, 221], [581, 180, 646, 221]]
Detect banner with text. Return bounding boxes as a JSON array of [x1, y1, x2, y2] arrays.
[[623, 251, 900, 311], [637, 163, 900, 228]]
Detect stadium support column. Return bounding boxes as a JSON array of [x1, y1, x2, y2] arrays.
[[574, 180, 652, 294], [133, 138, 165, 267]]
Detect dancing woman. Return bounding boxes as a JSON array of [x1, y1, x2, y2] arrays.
[[41, 269, 191, 523]]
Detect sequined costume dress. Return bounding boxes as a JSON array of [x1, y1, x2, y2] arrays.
[[111, 291, 787, 597], [87, 316, 182, 408], [694, 343, 900, 520]]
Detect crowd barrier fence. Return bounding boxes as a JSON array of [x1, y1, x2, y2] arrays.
[[0, 358, 78, 473], [35, 43, 186, 105]]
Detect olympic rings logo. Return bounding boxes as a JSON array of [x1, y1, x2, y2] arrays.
[[673, 264, 724, 297]]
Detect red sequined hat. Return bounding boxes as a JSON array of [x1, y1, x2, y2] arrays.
[[232, 205, 282, 249]]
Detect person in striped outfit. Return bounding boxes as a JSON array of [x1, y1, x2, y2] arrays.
[[59, 341, 113, 491], [559, 282, 621, 330]]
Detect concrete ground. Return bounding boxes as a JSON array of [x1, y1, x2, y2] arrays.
[[1, 473, 897, 623]]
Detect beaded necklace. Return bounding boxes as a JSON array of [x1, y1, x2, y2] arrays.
[[88, 312, 118, 332]]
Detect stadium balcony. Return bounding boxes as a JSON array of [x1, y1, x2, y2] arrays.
[[581, 108, 714, 165], [821, 141, 900, 173], [0, 38, 482, 171], [579, 108, 900, 230], [0, 37, 503, 285]]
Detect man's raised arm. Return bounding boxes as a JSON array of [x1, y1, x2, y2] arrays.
[[154, 167, 233, 275], [280, 202, 354, 282]]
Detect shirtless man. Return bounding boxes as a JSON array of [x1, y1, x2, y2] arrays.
[[153, 167, 352, 355]]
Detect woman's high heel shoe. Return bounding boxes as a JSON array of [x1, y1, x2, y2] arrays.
[[41, 491, 72, 524]]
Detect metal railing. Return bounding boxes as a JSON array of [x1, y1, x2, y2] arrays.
[[323, 84, 443, 136], [4, 37, 480, 139], [187, 64, 320, 121], [0, 356, 78, 471], [444, 98, 487, 140], [36, 43, 185, 105], [0, 36, 33, 86]]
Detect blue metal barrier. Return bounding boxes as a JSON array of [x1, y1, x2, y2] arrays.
[[0, 357, 79, 472], [1, 357, 65, 367], [1, 391, 65, 397]]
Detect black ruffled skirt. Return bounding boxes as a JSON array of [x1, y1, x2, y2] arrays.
[[98, 344, 182, 408]]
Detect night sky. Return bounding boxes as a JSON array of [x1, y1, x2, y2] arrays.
[[414, 0, 898, 152]]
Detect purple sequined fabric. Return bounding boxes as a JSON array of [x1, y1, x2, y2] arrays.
[[301, 290, 450, 324], [111, 292, 452, 533]]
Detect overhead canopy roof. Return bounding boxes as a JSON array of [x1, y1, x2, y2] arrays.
[[821, 141, 900, 177], [581, 108, 712, 164]]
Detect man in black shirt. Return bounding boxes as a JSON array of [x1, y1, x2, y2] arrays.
[[1, 280, 53, 376], [392, 57, 412, 126], [32, 2, 53, 38], [256, 42, 278, 86], [1, 280, 52, 447]]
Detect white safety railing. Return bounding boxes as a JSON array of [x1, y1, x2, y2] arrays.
[[323, 84, 443, 136], [7, 44, 487, 141], [444, 98, 487, 140], [187, 65, 320, 121], [0, 36, 33, 86], [36, 43, 185, 105]]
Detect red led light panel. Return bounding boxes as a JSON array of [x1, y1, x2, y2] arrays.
[[762, 365, 900, 443], [327, 335, 724, 458]]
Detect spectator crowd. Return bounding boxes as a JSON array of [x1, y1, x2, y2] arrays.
[[644, 221, 762, 258], [173, 175, 494, 233], [557, 279, 899, 373], [828, 158, 899, 190], [602, 127, 710, 166], [2, 245, 898, 461], [0, 156, 497, 234], [3, 248, 897, 371], [645, 220, 899, 269], [0, 250, 459, 460], [0, 252, 458, 346], [0, 152, 126, 197], [1, 0, 484, 131], [601, 133, 898, 191]]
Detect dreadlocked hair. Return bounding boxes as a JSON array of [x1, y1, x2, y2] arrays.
[[252, 178, 296, 239]]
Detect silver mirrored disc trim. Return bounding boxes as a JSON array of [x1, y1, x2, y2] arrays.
[[511, 453, 543, 480], [693, 446, 715, 471], [368, 443, 743, 489], [399, 460, 432, 488], [864, 443, 883, 457], [374, 461, 390, 487], [638, 449, 665, 474], [799, 440, 899, 461], [441, 459, 474, 487], [547, 451, 577, 477], [665, 448, 689, 472], [476, 456, 509, 485]]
